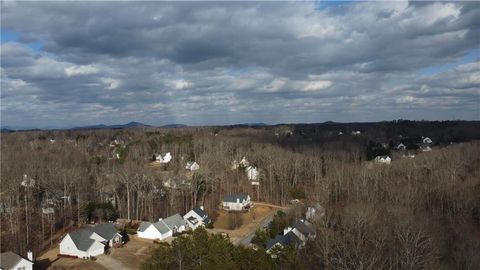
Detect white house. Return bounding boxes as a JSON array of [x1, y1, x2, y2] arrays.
[[185, 161, 200, 171], [245, 166, 259, 182], [154, 152, 172, 163], [351, 131, 361, 135], [137, 213, 188, 240], [239, 157, 249, 167], [306, 203, 325, 221], [21, 174, 35, 188], [184, 206, 210, 230], [222, 194, 251, 211], [422, 137, 433, 144], [137, 220, 172, 240], [0, 251, 34, 270], [59, 223, 122, 258], [396, 143, 406, 151], [374, 156, 391, 164]]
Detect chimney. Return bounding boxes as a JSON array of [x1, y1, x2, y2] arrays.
[[200, 206, 204, 211], [158, 218, 163, 221], [27, 251, 33, 261], [236, 198, 240, 203], [283, 227, 292, 235]]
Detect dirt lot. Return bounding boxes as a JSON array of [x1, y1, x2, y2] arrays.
[[36, 236, 158, 270], [211, 202, 285, 245]]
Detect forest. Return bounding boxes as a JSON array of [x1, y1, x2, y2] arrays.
[[1, 120, 479, 269]]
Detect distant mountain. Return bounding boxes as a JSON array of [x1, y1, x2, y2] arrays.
[[1, 128, 15, 133], [71, 121, 152, 130], [161, 124, 188, 128]]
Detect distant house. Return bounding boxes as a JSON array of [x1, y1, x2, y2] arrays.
[[154, 152, 172, 163], [351, 131, 361, 135], [422, 137, 433, 144], [306, 203, 325, 221], [184, 206, 210, 230], [338, 131, 343, 135], [245, 166, 259, 182], [222, 194, 251, 211], [0, 251, 34, 270], [396, 143, 407, 151], [185, 161, 200, 171], [374, 155, 391, 164], [59, 223, 122, 258], [137, 214, 188, 240], [21, 174, 35, 188]]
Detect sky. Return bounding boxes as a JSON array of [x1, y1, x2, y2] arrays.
[[1, 1, 479, 128]]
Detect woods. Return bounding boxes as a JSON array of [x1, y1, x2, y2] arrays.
[[1, 121, 479, 269]]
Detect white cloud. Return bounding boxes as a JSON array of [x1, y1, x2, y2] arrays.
[[101, 77, 120, 90], [302, 80, 332, 91], [65, 65, 99, 77]]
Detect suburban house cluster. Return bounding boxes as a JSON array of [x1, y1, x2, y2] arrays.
[[59, 223, 122, 258], [137, 207, 210, 240], [266, 219, 316, 255]]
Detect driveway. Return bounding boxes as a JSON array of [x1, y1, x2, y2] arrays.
[[96, 250, 132, 270]]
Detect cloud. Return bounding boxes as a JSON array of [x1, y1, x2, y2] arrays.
[[1, 1, 479, 127]]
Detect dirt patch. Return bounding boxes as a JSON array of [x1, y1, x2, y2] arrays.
[[214, 204, 274, 231], [110, 236, 157, 269]]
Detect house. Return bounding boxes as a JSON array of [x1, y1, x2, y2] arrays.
[[351, 130, 361, 135], [137, 213, 188, 240], [154, 152, 172, 163], [222, 194, 251, 211], [374, 155, 391, 164], [266, 231, 303, 255], [245, 166, 259, 183], [137, 220, 172, 240], [266, 219, 316, 255], [422, 137, 433, 144], [0, 251, 34, 270], [402, 153, 415, 159], [163, 214, 188, 234], [306, 203, 325, 221], [239, 157, 249, 167], [21, 174, 35, 188], [185, 161, 200, 171], [338, 131, 343, 135], [184, 206, 210, 230], [395, 143, 406, 151], [59, 223, 122, 258]]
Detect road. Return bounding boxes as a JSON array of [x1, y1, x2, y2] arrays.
[[96, 249, 132, 270], [237, 211, 275, 245]]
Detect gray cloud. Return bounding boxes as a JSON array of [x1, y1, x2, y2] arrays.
[[1, 1, 479, 128]]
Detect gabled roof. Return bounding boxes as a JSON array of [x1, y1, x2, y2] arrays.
[[192, 207, 210, 223], [88, 223, 118, 240], [0, 251, 32, 269], [293, 220, 315, 237], [266, 231, 302, 250], [152, 220, 171, 234], [137, 222, 152, 232], [223, 194, 249, 203], [163, 214, 187, 229], [68, 229, 97, 252]]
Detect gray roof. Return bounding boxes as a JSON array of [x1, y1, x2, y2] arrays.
[[137, 222, 152, 232], [88, 223, 118, 240], [1, 251, 32, 269], [193, 207, 210, 223], [293, 220, 315, 237], [266, 231, 302, 250], [68, 229, 97, 252], [223, 194, 249, 203], [163, 214, 187, 229], [152, 220, 171, 234]]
